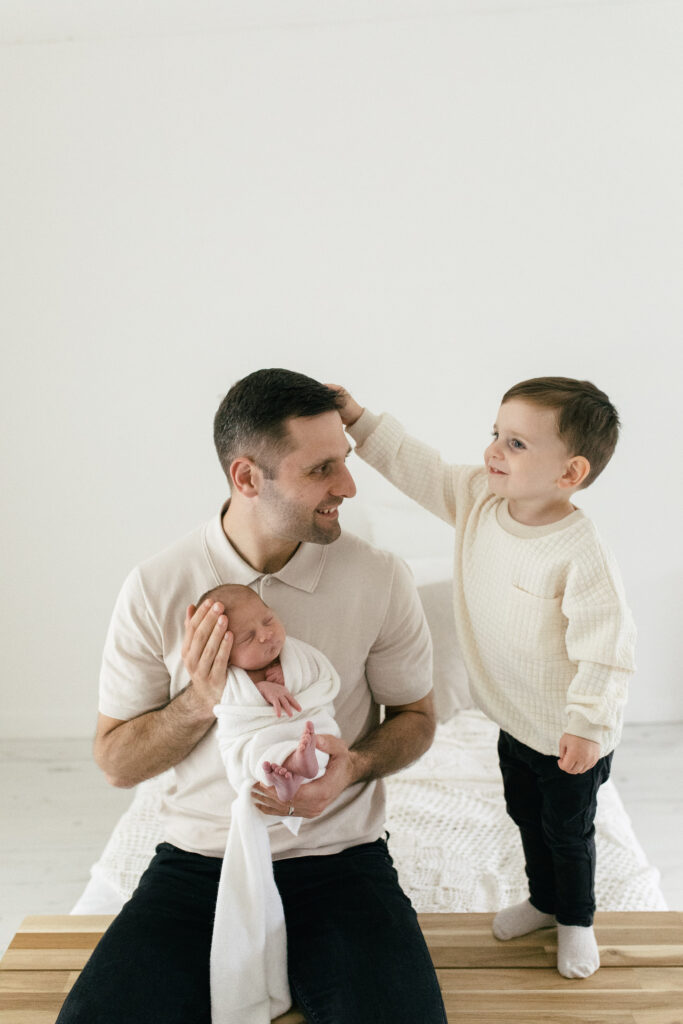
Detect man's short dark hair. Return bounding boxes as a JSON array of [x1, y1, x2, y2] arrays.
[[214, 368, 344, 481], [502, 376, 620, 487]]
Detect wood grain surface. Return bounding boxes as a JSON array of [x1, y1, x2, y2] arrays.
[[1, 913, 681, 1023]]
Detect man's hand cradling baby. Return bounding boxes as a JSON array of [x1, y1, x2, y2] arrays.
[[252, 733, 356, 819], [181, 599, 233, 713]]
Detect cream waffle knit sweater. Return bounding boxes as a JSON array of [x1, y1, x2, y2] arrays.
[[349, 411, 636, 757]]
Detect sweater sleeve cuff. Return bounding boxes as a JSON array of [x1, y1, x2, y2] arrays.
[[565, 712, 606, 745], [347, 408, 382, 447]]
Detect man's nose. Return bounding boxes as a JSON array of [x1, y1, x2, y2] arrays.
[[330, 463, 357, 499]]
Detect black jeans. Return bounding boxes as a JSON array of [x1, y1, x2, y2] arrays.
[[498, 730, 613, 927], [56, 838, 446, 1024]]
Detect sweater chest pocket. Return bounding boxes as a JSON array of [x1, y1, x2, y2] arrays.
[[505, 585, 567, 661]]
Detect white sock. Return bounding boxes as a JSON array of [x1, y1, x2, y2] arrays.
[[557, 923, 600, 978], [492, 899, 555, 940]]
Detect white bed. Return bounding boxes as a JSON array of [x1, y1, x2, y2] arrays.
[[72, 505, 667, 916]]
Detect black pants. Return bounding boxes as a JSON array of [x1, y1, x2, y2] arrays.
[[56, 838, 446, 1024], [498, 730, 613, 927]]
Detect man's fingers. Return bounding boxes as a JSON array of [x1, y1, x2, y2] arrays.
[[183, 601, 214, 660], [189, 603, 225, 660], [196, 616, 229, 676], [182, 602, 205, 657], [251, 782, 287, 816], [192, 602, 227, 651], [251, 780, 317, 819], [209, 629, 233, 684], [314, 733, 346, 754], [188, 599, 216, 630]]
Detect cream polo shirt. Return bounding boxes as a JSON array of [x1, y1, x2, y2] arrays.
[[349, 411, 636, 758], [98, 505, 433, 859]]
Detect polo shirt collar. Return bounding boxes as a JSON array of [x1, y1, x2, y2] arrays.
[[204, 504, 327, 594]]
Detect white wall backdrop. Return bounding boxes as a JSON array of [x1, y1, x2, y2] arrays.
[[2, 1, 682, 736]]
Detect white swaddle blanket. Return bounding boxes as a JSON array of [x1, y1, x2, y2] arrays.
[[211, 636, 340, 1024]]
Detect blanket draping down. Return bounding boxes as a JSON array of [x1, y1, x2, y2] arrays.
[[211, 636, 340, 1024]]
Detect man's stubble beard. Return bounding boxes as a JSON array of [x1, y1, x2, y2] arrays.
[[259, 479, 342, 547]]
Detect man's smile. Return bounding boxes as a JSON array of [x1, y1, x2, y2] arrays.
[[316, 504, 341, 517]]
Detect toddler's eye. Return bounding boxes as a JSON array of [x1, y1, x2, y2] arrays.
[[510, 439, 525, 450], [491, 431, 499, 440]]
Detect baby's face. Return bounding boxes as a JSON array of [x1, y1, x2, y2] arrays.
[[227, 594, 286, 671], [484, 399, 573, 503]]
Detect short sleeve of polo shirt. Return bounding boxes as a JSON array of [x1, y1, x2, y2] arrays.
[[364, 555, 433, 707], [99, 567, 171, 720]]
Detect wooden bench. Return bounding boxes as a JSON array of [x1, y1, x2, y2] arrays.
[[1, 912, 682, 1022]]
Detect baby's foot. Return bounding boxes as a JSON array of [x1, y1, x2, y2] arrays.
[[557, 923, 600, 978], [283, 721, 319, 780], [262, 761, 301, 803], [492, 899, 555, 941]]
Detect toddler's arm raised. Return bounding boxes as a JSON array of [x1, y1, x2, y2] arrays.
[[332, 387, 474, 528]]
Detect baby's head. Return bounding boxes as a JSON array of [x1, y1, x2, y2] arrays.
[[196, 583, 286, 671], [484, 377, 620, 502]]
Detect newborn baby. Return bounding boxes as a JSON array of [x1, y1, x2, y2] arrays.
[[198, 582, 332, 800], [197, 582, 342, 1024]]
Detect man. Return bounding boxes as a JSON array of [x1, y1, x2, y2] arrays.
[[57, 369, 447, 1024]]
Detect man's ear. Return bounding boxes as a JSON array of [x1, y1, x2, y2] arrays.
[[558, 455, 590, 490], [230, 457, 263, 497]]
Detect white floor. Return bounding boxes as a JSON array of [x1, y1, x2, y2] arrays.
[[2, 722, 682, 958]]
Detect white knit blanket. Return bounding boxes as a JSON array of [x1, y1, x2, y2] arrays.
[[73, 713, 667, 920], [385, 710, 668, 913], [211, 637, 340, 1024]]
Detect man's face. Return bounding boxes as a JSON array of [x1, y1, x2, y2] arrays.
[[227, 593, 287, 671], [483, 399, 572, 503], [256, 411, 357, 546]]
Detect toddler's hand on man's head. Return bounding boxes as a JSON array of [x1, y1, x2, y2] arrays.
[[327, 384, 364, 427]]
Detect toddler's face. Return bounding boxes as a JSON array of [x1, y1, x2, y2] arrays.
[[483, 399, 572, 503], [227, 594, 286, 671]]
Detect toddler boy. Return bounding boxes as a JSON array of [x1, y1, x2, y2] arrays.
[[335, 377, 636, 979]]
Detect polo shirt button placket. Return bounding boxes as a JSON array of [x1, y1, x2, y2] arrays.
[[259, 575, 272, 598]]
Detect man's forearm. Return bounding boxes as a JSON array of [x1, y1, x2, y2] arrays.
[[348, 700, 436, 785], [96, 598, 235, 788], [94, 683, 217, 788]]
